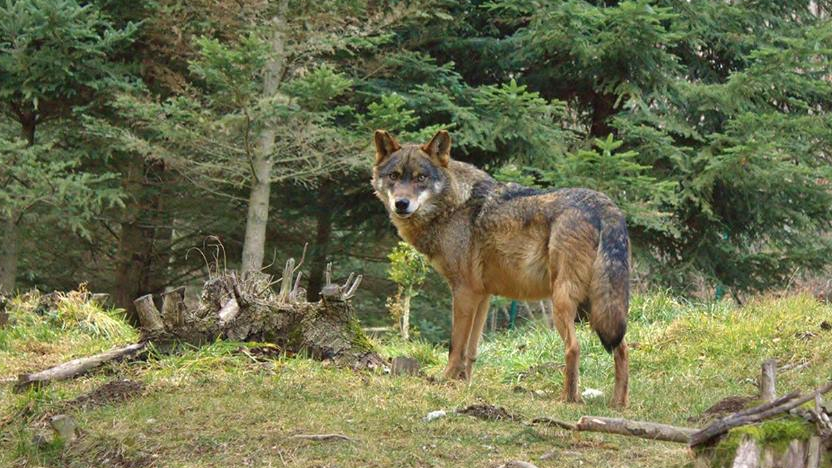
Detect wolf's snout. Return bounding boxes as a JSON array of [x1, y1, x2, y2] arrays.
[[394, 199, 410, 213]]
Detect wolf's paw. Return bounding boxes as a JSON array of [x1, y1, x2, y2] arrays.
[[443, 364, 469, 381], [561, 391, 583, 404], [610, 396, 629, 409]]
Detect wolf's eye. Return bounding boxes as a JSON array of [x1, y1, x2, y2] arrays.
[[415, 174, 427, 182], [389, 173, 400, 181]]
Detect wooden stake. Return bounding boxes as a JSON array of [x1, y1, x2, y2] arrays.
[[760, 359, 777, 403], [161, 287, 186, 328], [133, 294, 164, 333]]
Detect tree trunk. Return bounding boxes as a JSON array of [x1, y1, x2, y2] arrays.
[[1, 117, 37, 293], [148, 176, 175, 294], [22, 116, 35, 146], [113, 157, 165, 325], [589, 92, 616, 138], [307, 180, 334, 301], [0, 216, 18, 294], [241, 9, 287, 273]]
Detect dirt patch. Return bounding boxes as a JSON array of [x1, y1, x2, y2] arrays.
[[689, 395, 753, 423], [457, 404, 520, 421], [65, 379, 145, 410]]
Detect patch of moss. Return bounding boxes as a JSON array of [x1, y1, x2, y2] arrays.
[[348, 316, 375, 352], [705, 417, 815, 467]]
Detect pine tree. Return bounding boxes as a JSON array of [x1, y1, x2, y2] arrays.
[[0, 0, 135, 292], [453, 0, 832, 293]]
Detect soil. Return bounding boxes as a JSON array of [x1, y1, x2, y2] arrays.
[[689, 395, 753, 423], [457, 404, 520, 421], [65, 379, 145, 410]]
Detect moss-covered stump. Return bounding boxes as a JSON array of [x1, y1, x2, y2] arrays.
[[694, 418, 829, 468], [135, 262, 384, 370]]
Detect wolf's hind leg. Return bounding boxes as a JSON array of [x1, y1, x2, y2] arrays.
[[612, 340, 629, 407], [552, 283, 581, 403]]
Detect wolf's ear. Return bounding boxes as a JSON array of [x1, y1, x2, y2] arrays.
[[374, 130, 401, 165], [422, 130, 451, 167]]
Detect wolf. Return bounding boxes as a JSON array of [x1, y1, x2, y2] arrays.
[[371, 129, 630, 407]]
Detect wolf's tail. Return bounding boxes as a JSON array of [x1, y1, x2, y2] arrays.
[[589, 215, 630, 353]]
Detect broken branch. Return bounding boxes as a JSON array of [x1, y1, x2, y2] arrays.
[[15, 342, 147, 392], [575, 416, 696, 443]]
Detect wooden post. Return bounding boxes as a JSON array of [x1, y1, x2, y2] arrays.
[[277, 258, 295, 303], [133, 294, 164, 334], [161, 287, 186, 328], [0, 294, 8, 328], [760, 359, 777, 403]]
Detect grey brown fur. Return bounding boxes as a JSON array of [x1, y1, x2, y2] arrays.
[[372, 129, 630, 407]]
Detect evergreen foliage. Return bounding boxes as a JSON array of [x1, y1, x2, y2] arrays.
[[1, 0, 830, 307]]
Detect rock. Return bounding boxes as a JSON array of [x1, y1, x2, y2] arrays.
[[494, 461, 539, 468], [581, 387, 604, 400], [50, 414, 78, 442], [423, 410, 447, 422], [31, 433, 49, 448], [391, 356, 420, 376]]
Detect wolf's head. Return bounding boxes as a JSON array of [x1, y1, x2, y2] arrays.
[[371, 130, 451, 220]]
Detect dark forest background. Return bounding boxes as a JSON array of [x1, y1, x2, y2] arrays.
[[2, 0, 831, 340]]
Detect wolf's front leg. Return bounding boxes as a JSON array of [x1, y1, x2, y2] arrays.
[[445, 289, 483, 381], [463, 295, 491, 379]]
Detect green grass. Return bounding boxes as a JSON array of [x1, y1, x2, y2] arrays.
[[1, 292, 831, 467]]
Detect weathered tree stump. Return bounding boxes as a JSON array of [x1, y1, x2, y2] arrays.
[[132, 265, 381, 368], [15, 261, 385, 390]]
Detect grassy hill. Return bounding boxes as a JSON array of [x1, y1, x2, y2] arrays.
[[1, 291, 831, 467]]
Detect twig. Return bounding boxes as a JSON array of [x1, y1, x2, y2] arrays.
[[530, 417, 576, 431], [292, 242, 308, 274], [290, 433, 353, 442]]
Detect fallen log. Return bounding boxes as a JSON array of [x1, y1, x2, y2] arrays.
[[529, 415, 696, 443], [15, 342, 147, 392], [575, 416, 696, 443]]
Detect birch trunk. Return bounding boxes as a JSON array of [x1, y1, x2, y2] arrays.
[[400, 292, 411, 341], [241, 9, 287, 273]]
